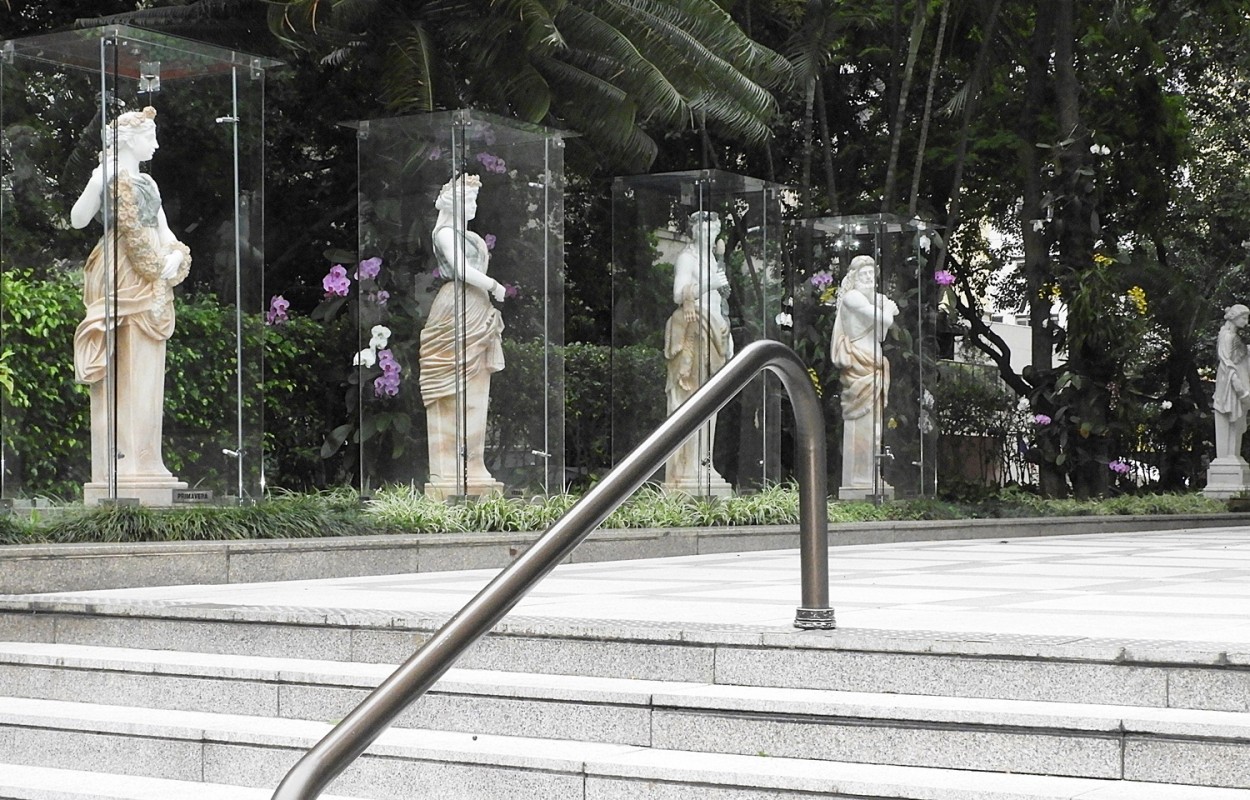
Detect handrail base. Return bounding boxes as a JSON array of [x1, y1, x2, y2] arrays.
[[794, 607, 837, 629]]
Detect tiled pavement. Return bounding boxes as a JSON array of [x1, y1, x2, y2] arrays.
[[16, 526, 1250, 647]]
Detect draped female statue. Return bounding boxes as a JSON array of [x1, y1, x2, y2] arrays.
[[70, 106, 190, 504], [831, 255, 897, 499]]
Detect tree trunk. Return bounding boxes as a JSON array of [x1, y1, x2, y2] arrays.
[[882, 0, 928, 214], [1019, 4, 1065, 497], [815, 73, 840, 214], [1053, 0, 1105, 499], [908, 0, 949, 217]]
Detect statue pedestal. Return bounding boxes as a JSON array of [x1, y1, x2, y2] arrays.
[[1203, 457, 1250, 499], [83, 477, 188, 507], [838, 482, 895, 502], [424, 479, 504, 501], [663, 476, 734, 499]]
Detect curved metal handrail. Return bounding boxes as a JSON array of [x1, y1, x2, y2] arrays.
[[272, 339, 833, 800]]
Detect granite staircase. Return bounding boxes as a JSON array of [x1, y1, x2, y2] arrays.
[[1, 597, 1249, 799]]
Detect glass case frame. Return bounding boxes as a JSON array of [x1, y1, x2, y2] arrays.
[[344, 109, 567, 499], [790, 214, 940, 500], [611, 169, 790, 497], [0, 25, 280, 505]]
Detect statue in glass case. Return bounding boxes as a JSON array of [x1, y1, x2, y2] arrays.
[[1214, 304, 1250, 460], [663, 211, 733, 496], [70, 106, 191, 504], [831, 254, 898, 499], [419, 174, 507, 498]]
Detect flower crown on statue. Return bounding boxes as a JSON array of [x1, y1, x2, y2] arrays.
[[436, 173, 482, 205], [109, 106, 157, 135], [689, 210, 719, 227]]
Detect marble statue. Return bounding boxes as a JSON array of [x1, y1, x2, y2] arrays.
[[1205, 303, 1250, 498], [663, 211, 733, 496], [70, 106, 191, 505], [419, 174, 506, 498], [831, 255, 898, 500]]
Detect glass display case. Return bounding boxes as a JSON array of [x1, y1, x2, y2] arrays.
[[789, 214, 939, 499], [0, 26, 280, 505], [611, 170, 789, 496], [344, 110, 566, 499]]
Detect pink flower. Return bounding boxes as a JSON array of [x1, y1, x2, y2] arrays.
[[265, 295, 289, 325], [934, 270, 956, 286], [372, 290, 390, 306], [356, 256, 382, 280], [475, 152, 507, 173], [809, 272, 834, 289], [484, 234, 497, 250], [504, 282, 519, 299], [373, 349, 402, 397], [1109, 460, 1131, 475], [322, 264, 350, 297], [1033, 414, 1052, 426]]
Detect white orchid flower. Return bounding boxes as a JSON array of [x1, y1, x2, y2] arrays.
[[369, 325, 392, 350], [353, 348, 377, 368]]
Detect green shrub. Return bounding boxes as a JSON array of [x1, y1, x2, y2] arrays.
[[0, 270, 335, 498]]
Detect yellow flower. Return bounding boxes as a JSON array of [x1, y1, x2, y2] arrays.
[[887, 417, 899, 430], [1093, 253, 1115, 267], [1126, 285, 1148, 315], [1039, 283, 1062, 301], [806, 367, 823, 398]]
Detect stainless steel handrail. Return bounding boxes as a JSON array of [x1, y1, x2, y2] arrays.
[[271, 339, 833, 800]]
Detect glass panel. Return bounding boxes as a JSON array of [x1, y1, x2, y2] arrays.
[[611, 170, 788, 496], [0, 25, 279, 505], [347, 110, 566, 498], [791, 215, 939, 499]]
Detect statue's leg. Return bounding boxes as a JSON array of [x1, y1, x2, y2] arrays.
[[463, 371, 495, 481], [1216, 412, 1233, 459], [89, 381, 108, 485], [114, 327, 172, 478], [425, 396, 457, 484]]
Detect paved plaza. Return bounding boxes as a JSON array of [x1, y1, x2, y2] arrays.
[[19, 526, 1250, 647]]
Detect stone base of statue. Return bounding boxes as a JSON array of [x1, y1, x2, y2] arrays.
[[424, 478, 504, 501], [663, 474, 734, 499], [84, 476, 188, 507], [838, 414, 893, 501], [838, 481, 895, 502], [1202, 457, 1250, 499]]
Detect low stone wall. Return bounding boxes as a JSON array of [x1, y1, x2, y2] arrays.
[[1, 514, 1246, 594]]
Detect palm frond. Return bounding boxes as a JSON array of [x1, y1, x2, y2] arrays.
[[552, 3, 685, 126], [503, 62, 554, 121], [490, 0, 567, 53], [584, 0, 788, 141], [381, 20, 438, 113]]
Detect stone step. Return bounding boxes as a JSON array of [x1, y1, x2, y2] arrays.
[[4, 644, 1250, 786], [0, 765, 362, 800], [3, 697, 1250, 800], [4, 600, 1249, 711]]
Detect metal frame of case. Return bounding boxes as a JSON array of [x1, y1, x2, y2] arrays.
[[0, 25, 280, 505]]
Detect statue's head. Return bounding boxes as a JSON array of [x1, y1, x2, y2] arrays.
[[103, 106, 157, 160], [689, 210, 720, 241], [849, 254, 876, 286], [109, 107, 156, 141], [434, 173, 482, 213], [1226, 304, 1250, 324]]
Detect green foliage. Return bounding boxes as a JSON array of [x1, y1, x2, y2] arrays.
[[25, 490, 366, 544], [1, 267, 92, 497], [0, 270, 332, 497], [264, 0, 790, 172], [0, 485, 1228, 545], [591, 342, 667, 480]]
